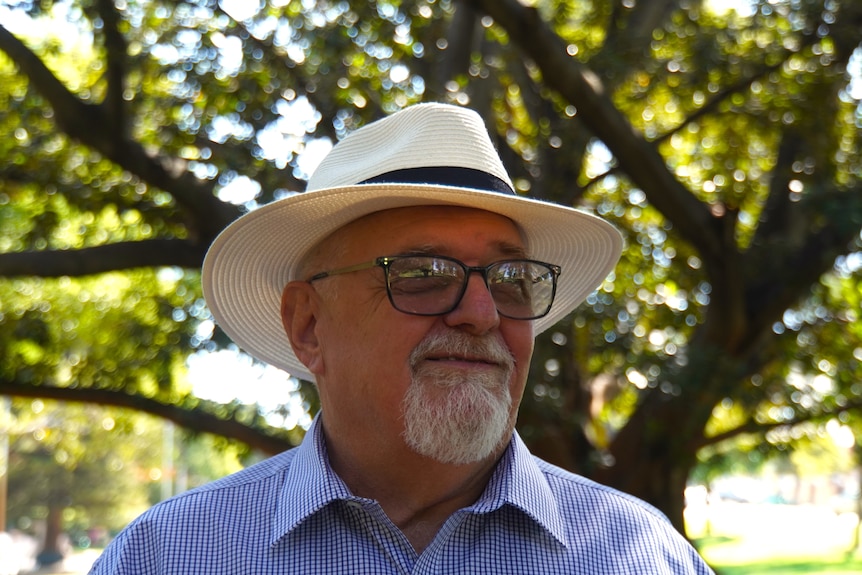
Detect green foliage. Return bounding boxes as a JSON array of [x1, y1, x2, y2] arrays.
[[0, 0, 861, 534], [0, 268, 196, 392]]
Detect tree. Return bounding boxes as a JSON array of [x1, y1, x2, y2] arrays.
[[1, 0, 861, 537], [5, 397, 252, 560], [6, 398, 158, 561]]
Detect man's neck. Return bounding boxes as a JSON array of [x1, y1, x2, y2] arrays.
[[323, 429, 503, 553]]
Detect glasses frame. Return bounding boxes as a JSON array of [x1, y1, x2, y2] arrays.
[[307, 255, 561, 320]]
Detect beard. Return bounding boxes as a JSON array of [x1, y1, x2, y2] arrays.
[[401, 330, 516, 465]]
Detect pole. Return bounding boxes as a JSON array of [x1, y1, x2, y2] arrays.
[[0, 397, 10, 533], [162, 421, 174, 501]]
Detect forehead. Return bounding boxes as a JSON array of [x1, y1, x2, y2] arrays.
[[330, 205, 527, 256]]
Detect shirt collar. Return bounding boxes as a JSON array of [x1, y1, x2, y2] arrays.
[[271, 415, 569, 548], [270, 414, 355, 545], [470, 432, 569, 547]]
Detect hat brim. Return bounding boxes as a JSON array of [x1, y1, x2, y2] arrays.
[[202, 183, 622, 382]]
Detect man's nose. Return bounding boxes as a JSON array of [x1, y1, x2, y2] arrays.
[[442, 273, 500, 333]]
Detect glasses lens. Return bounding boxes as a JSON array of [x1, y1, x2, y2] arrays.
[[487, 261, 556, 319], [386, 256, 465, 315], [385, 256, 557, 319]]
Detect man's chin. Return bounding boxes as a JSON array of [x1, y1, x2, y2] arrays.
[[401, 379, 513, 465], [408, 434, 507, 466]]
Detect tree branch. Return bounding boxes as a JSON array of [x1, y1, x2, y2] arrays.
[[0, 239, 208, 277], [751, 130, 800, 246], [694, 397, 862, 451], [746, 189, 862, 338], [653, 58, 787, 147], [462, 0, 724, 266], [604, 0, 677, 65], [0, 381, 296, 456], [0, 23, 102, 139], [95, 0, 128, 133], [0, 23, 240, 243]]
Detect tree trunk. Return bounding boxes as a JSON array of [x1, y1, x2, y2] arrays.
[[594, 441, 694, 534], [852, 444, 862, 554], [591, 397, 698, 534], [36, 502, 65, 566], [590, 347, 732, 535]]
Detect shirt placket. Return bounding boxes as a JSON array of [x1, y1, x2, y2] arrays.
[[343, 498, 420, 574]]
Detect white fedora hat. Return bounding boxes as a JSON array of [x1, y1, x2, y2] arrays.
[[202, 103, 622, 382]]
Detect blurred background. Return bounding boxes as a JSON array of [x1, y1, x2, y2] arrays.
[[1, 0, 862, 573]]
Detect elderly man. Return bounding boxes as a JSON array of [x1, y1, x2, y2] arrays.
[[90, 103, 713, 573]]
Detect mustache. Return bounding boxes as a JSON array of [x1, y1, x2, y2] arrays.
[[409, 331, 516, 373]]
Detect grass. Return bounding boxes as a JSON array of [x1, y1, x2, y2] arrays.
[[689, 501, 862, 574]]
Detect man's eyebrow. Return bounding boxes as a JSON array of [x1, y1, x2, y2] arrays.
[[496, 241, 529, 258], [395, 245, 438, 256], [396, 242, 529, 258]]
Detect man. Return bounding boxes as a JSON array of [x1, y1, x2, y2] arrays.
[[90, 103, 713, 573]]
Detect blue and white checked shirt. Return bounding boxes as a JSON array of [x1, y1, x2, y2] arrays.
[[90, 416, 713, 574]]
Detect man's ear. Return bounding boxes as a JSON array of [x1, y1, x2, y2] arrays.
[[280, 282, 325, 376]]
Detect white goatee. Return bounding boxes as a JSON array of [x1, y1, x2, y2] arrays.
[[402, 331, 516, 465]]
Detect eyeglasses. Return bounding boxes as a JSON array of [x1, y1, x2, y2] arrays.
[[307, 255, 561, 320]]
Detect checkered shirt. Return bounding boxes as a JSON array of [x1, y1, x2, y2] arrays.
[[89, 416, 713, 574]]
